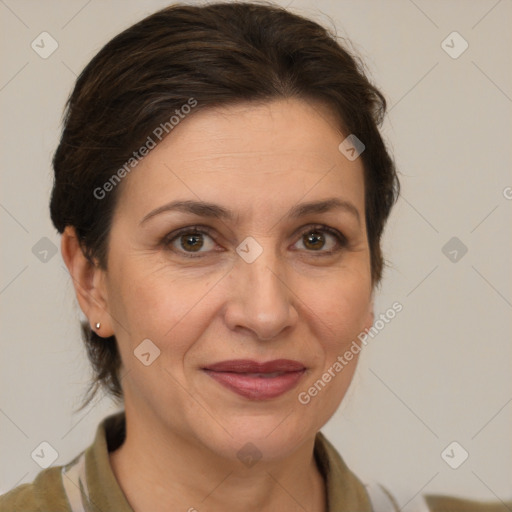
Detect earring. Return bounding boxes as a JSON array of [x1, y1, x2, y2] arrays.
[[95, 322, 101, 330]]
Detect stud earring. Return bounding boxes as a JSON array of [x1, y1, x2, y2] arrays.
[[95, 322, 101, 330]]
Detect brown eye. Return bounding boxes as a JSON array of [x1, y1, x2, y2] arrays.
[[303, 231, 326, 251], [180, 233, 205, 252], [164, 227, 217, 257], [293, 225, 347, 255], [164, 224, 347, 259]]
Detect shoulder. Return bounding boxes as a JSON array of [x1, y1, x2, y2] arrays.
[[423, 494, 512, 512], [314, 432, 512, 512], [0, 411, 125, 512], [0, 464, 71, 512]]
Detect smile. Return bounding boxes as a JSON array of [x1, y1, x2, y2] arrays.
[[202, 359, 306, 400]]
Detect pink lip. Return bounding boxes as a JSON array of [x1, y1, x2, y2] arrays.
[[202, 359, 306, 400]]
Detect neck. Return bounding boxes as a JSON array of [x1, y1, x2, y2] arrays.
[[109, 409, 326, 512]]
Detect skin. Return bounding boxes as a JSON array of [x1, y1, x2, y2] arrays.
[[62, 97, 374, 512]]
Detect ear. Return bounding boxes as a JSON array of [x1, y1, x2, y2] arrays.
[[60, 226, 114, 338]]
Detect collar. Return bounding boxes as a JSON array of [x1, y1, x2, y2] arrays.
[[62, 410, 373, 512]]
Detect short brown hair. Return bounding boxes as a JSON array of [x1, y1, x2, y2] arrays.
[[50, 1, 399, 409]]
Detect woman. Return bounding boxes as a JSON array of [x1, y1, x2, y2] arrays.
[[0, 2, 507, 511]]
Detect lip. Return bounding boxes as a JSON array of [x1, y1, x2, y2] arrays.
[[202, 359, 306, 400]]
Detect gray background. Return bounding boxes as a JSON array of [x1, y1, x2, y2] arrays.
[[1, 0, 511, 509]]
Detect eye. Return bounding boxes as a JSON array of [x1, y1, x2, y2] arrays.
[[163, 224, 347, 258], [164, 226, 218, 257], [292, 224, 347, 255]]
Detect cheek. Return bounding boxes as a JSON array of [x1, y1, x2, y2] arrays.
[[109, 257, 372, 346], [107, 260, 196, 343], [295, 276, 369, 424], [106, 264, 214, 403], [307, 268, 372, 344], [108, 245, 372, 358]]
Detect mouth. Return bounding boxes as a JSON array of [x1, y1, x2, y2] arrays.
[[202, 359, 306, 400]]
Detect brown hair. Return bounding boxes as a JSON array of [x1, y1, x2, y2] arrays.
[[50, 1, 399, 409]]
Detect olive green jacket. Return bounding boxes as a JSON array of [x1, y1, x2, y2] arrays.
[[0, 412, 509, 511]]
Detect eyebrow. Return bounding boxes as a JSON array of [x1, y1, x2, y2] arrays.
[[140, 197, 361, 226]]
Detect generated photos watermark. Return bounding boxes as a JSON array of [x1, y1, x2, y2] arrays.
[[93, 97, 198, 200], [298, 301, 403, 405]]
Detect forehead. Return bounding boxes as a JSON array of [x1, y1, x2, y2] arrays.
[[115, 98, 366, 222]]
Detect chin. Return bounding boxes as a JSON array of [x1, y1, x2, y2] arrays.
[[193, 412, 317, 464]]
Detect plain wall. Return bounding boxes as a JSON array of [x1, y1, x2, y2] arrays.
[[1, 0, 511, 508]]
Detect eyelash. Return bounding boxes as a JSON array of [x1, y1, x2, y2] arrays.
[[162, 224, 348, 259]]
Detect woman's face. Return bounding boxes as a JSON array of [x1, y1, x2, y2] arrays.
[[101, 98, 373, 461]]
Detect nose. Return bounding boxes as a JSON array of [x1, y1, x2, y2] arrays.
[[223, 247, 298, 341]]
